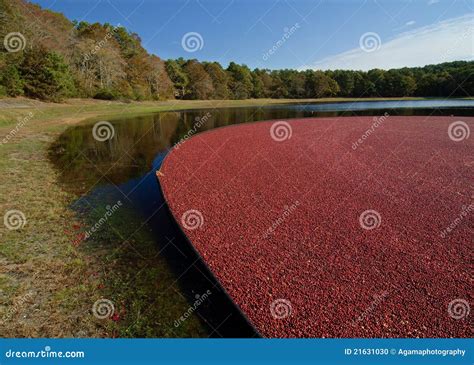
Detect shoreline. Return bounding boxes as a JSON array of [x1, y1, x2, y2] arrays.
[[1, 97, 472, 337], [159, 116, 473, 338]]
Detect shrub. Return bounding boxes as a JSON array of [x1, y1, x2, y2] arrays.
[[1, 64, 24, 97], [93, 89, 118, 100], [20, 47, 75, 102]]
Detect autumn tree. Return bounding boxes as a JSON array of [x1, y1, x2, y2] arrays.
[[306, 70, 339, 98], [285, 70, 306, 98], [146, 55, 174, 100], [166, 59, 188, 98], [183, 60, 214, 99], [331, 70, 354, 97], [0, 0, 471, 101], [227, 62, 253, 99], [203, 62, 230, 99], [352, 71, 375, 97]]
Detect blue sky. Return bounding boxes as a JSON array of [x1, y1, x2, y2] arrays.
[[34, 0, 473, 70]]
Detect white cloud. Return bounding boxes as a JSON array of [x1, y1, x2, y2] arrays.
[[301, 14, 473, 71], [405, 20, 416, 26], [428, 0, 440, 5]]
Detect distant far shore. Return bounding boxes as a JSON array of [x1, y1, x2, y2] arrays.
[[2, 95, 473, 110]]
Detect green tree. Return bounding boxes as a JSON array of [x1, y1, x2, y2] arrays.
[[287, 71, 306, 98], [1, 63, 24, 96], [416, 73, 438, 96], [270, 73, 289, 98], [382, 70, 417, 96], [252, 69, 274, 98], [203, 62, 230, 99], [306, 71, 339, 98], [352, 71, 375, 97], [367, 69, 386, 97], [165, 59, 188, 98], [183, 60, 214, 99], [20, 47, 74, 101], [251, 71, 265, 98], [146, 55, 174, 100], [227, 62, 253, 99], [332, 70, 354, 97]]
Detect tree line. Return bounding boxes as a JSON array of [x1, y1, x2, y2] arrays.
[[166, 58, 473, 100], [1, 0, 472, 102]]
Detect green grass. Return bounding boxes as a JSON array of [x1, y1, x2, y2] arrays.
[[0, 96, 443, 129], [0, 95, 470, 337], [0, 98, 218, 337], [71, 200, 207, 337], [0, 129, 94, 336]]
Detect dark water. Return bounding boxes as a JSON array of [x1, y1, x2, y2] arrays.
[[49, 100, 474, 337], [269, 98, 474, 111]]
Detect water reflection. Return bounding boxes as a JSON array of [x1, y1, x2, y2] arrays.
[[49, 101, 474, 337], [50, 103, 473, 190]]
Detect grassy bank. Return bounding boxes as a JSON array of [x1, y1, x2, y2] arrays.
[[0, 96, 438, 129], [1, 97, 306, 337], [0, 96, 468, 337]]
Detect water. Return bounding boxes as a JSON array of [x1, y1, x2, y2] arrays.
[[269, 98, 474, 111], [49, 99, 474, 336]]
